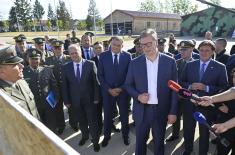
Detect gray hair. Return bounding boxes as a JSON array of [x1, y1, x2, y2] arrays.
[[140, 29, 158, 41]]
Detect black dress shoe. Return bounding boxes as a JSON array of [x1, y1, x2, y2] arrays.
[[124, 138, 130, 145], [112, 124, 120, 132], [102, 137, 110, 147], [78, 137, 88, 146], [165, 136, 179, 142], [93, 143, 100, 152]]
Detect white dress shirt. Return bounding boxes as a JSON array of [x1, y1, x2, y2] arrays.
[[146, 55, 159, 104], [73, 59, 84, 78], [112, 52, 121, 64]]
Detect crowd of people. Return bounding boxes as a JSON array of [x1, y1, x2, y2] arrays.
[[0, 29, 235, 155]]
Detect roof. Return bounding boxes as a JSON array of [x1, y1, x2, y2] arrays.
[[104, 9, 182, 21]]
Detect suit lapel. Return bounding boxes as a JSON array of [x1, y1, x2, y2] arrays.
[[157, 54, 163, 93], [81, 60, 87, 80], [140, 55, 148, 92], [201, 60, 214, 81]]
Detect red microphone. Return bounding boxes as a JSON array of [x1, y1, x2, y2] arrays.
[[168, 80, 214, 107]]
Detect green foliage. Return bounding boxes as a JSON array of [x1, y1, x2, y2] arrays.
[[8, 7, 18, 31], [46, 20, 52, 31], [77, 20, 87, 30], [170, 0, 198, 16], [57, 0, 71, 30], [47, 3, 56, 28], [86, 0, 102, 30], [14, 0, 32, 31], [33, 0, 45, 20], [139, 0, 157, 12]]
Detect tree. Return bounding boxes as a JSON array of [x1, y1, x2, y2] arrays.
[[8, 6, 18, 31], [47, 3, 57, 28], [139, 0, 157, 12], [77, 20, 87, 30], [170, 0, 198, 16], [33, 0, 45, 31], [13, 0, 33, 31], [86, 0, 102, 30], [56, 0, 71, 30]]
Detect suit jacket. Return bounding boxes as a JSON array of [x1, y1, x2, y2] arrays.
[[91, 56, 99, 68], [181, 59, 228, 96], [0, 79, 40, 119], [62, 60, 99, 106], [98, 50, 131, 91], [125, 54, 178, 123], [80, 46, 95, 59], [215, 49, 230, 65], [176, 58, 194, 84]]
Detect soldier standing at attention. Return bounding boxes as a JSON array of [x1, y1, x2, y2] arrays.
[[33, 37, 53, 63], [0, 45, 39, 119], [24, 48, 58, 133], [45, 40, 71, 134]]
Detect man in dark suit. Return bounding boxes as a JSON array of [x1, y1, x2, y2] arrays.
[[166, 40, 195, 142], [215, 38, 230, 65], [181, 40, 228, 155], [0, 45, 39, 119], [98, 36, 131, 147], [62, 44, 100, 152], [80, 34, 94, 60], [125, 29, 178, 155], [45, 40, 71, 134]]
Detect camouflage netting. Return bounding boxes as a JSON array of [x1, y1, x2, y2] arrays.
[[181, 7, 235, 37]]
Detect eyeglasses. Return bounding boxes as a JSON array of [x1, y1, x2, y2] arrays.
[[140, 42, 153, 48]]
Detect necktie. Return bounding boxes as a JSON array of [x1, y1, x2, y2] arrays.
[[85, 49, 90, 60], [76, 64, 80, 82], [113, 54, 119, 86], [199, 63, 206, 81]]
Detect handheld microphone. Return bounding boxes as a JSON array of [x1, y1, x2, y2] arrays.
[[193, 112, 230, 147], [168, 80, 214, 107]]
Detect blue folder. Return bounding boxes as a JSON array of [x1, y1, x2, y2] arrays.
[[46, 91, 57, 108]]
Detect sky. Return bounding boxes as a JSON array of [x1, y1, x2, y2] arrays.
[[0, 0, 235, 20]]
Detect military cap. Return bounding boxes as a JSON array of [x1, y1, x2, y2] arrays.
[[102, 40, 110, 45], [179, 40, 194, 49], [13, 35, 26, 42], [133, 37, 140, 45], [33, 37, 45, 44], [158, 38, 166, 45], [27, 48, 41, 59], [0, 46, 23, 65], [48, 38, 57, 43], [84, 31, 94, 37], [71, 37, 80, 43], [52, 40, 64, 47]]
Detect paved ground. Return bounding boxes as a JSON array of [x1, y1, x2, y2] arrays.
[[58, 109, 217, 155]]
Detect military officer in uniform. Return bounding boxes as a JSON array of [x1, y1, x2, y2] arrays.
[[33, 37, 53, 63], [45, 40, 72, 134], [158, 38, 173, 57], [23, 48, 58, 133], [63, 37, 80, 55], [13, 35, 28, 65], [0, 45, 39, 119]]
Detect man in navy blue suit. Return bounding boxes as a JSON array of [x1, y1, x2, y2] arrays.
[[98, 36, 131, 147], [181, 40, 228, 155], [125, 29, 178, 155], [62, 44, 100, 152]]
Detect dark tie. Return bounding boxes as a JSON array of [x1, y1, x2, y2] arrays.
[[113, 54, 119, 86], [85, 49, 90, 60], [199, 63, 206, 81], [76, 64, 80, 82]]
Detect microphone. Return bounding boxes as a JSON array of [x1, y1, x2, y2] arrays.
[[168, 80, 214, 107], [193, 112, 230, 147]]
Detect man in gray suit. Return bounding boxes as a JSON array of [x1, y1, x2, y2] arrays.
[[62, 44, 100, 152], [0, 45, 39, 119]]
